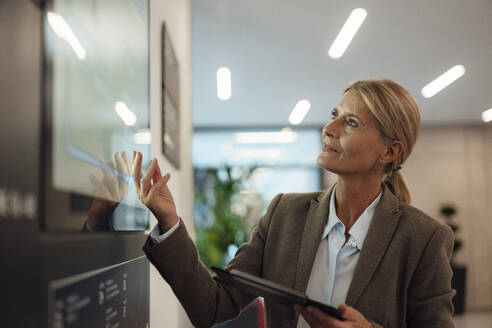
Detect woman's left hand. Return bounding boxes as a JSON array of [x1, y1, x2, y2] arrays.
[[294, 303, 372, 328]]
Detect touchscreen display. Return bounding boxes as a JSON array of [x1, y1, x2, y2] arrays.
[[43, 0, 150, 231]]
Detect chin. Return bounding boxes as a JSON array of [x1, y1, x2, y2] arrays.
[[316, 156, 336, 172], [317, 157, 349, 176]]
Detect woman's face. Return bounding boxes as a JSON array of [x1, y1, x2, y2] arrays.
[[317, 90, 388, 177]]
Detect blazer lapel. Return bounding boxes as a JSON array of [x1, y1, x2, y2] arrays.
[[345, 183, 401, 306], [294, 186, 334, 292]]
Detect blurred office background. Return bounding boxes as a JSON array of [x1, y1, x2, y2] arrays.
[[187, 0, 492, 327], [1, 0, 491, 327]]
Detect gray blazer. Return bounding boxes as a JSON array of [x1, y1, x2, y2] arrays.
[[143, 183, 455, 327]]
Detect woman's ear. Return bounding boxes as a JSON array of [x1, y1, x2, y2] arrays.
[[379, 140, 404, 165]]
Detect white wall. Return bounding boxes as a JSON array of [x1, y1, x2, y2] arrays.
[[149, 0, 194, 326], [405, 126, 492, 310]]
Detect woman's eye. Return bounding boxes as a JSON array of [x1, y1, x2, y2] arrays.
[[330, 112, 337, 120], [346, 118, 358, 127]]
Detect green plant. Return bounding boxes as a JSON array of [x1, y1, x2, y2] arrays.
[[194, 164, 259, 271], [439, 204, 463, 258]]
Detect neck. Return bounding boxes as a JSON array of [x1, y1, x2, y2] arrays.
[[334, 174, 382, 231]]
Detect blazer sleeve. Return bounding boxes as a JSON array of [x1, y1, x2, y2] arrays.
[[406, 224, 456, 327], [142, 193, 283, 328]]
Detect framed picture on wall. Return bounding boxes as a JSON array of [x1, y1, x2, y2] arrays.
[[161, 22, 180, 169]]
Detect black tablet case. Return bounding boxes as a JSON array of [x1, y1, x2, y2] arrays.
[[211, 266, 343, 320]]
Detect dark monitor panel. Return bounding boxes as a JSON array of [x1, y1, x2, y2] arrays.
[[42, 0, 151, 232], [48, 256, 149, 328], [1, 1, 152, 327]]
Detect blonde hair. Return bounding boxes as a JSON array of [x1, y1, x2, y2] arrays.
[[343, 79, 421, 204]]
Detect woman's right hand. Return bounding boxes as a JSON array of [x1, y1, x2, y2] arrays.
[[132, 151, 178, 232]]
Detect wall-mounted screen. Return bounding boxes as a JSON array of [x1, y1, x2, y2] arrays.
[[42, 0, 150, 232]]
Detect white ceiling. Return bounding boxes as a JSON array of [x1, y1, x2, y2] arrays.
[[190, 0, 492, 128]]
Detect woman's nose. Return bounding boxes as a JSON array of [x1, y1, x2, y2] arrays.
[[323, 120, 339, 139]]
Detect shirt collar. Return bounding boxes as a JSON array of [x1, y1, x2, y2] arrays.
[[321, 184, 382, 250], [323, 187, 341, 239]]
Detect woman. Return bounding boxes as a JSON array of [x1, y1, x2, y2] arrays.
[[133, 79, 455, 328]]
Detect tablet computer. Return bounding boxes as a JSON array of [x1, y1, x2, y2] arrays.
[[211, 266, 343, 320]]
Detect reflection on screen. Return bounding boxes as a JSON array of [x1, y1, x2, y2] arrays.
[[43, 0, 149, 231]]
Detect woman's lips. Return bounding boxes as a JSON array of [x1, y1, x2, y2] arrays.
[[322, 144, 338, 153]]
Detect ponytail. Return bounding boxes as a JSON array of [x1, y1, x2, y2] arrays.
[[384, 170, 412, 204]]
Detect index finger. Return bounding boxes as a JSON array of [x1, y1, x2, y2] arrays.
[[141, 158, 158, 197], [152, 158, 163, 183]]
